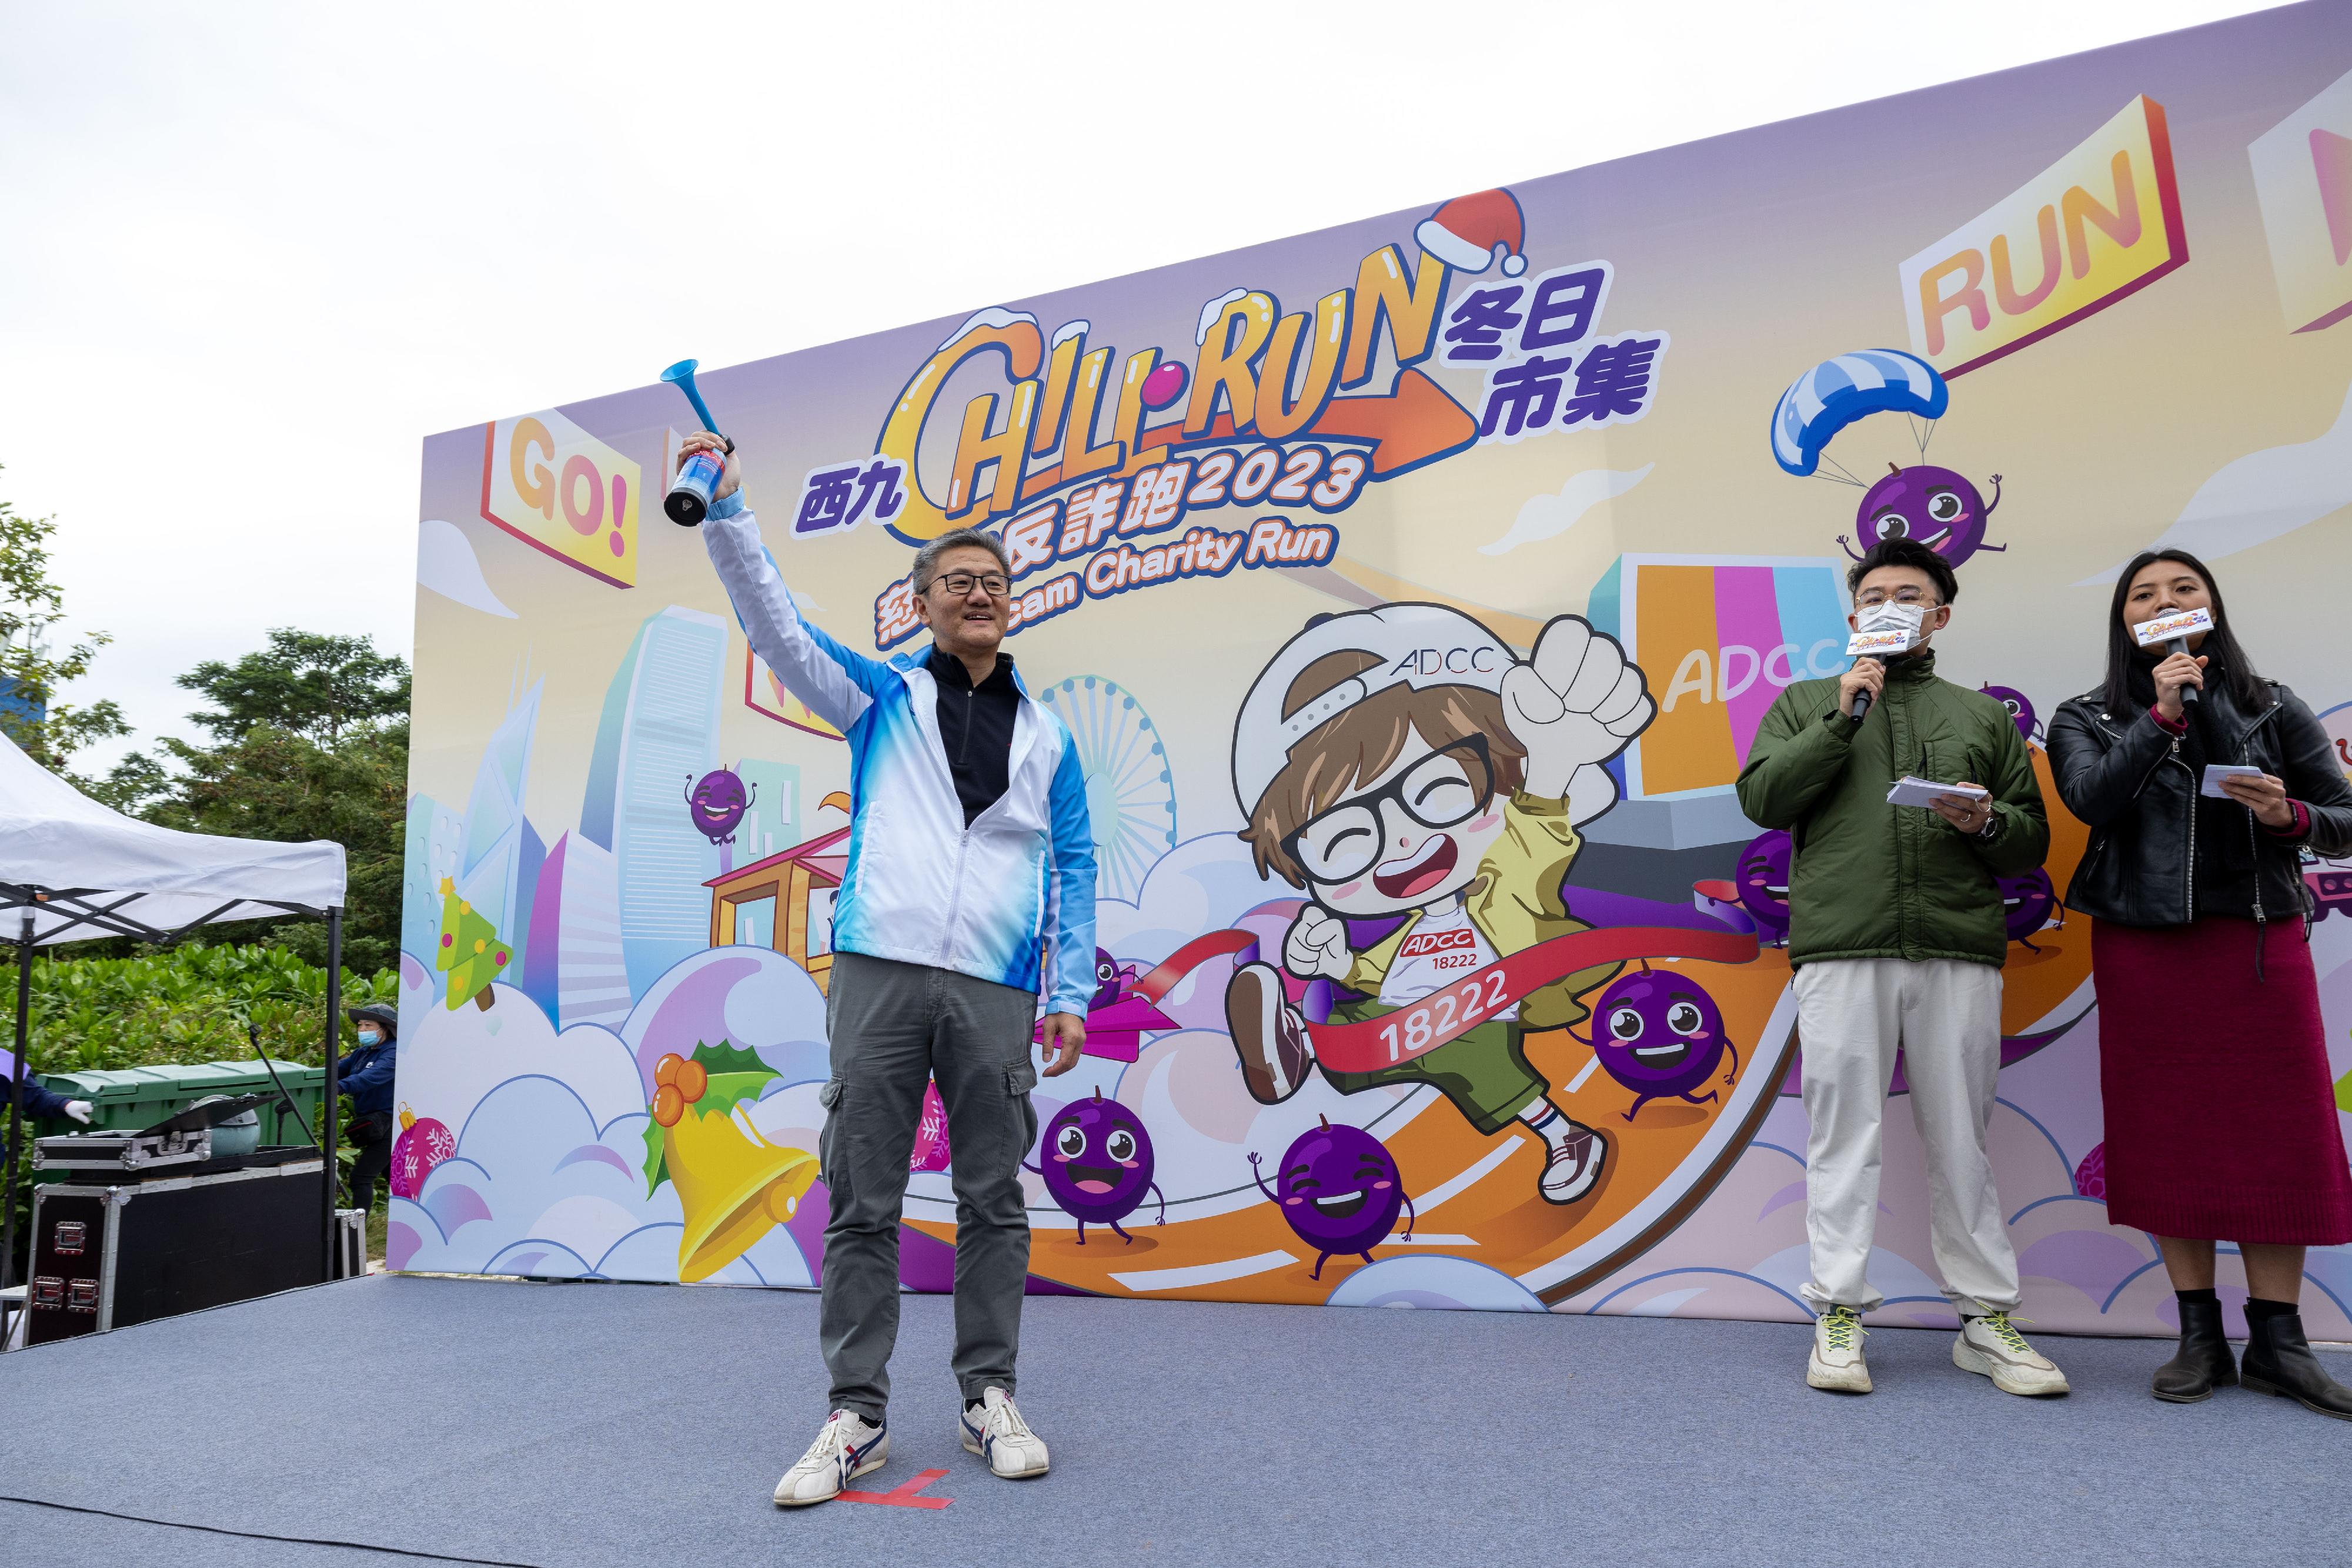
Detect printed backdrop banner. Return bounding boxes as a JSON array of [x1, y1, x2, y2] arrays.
[[397, 3, 2352, 1335]]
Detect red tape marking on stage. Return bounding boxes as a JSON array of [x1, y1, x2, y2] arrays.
[[1309, 924, 1760, 1075], [838, 1468, 953, 1509]]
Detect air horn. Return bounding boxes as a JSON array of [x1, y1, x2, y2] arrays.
[[660, 358, 731, 527]]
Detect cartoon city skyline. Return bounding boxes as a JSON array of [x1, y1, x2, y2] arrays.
[[399, 604, 827, 1029]]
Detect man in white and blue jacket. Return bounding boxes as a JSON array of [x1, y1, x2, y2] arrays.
[[677, 432, 1095, 1507]]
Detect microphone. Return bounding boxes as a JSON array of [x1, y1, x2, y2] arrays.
[[2132, 606, 2213, 708], [1843, 604, 1925, 724]]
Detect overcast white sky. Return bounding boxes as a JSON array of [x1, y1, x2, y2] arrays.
[[0, 0, 2277, 772]]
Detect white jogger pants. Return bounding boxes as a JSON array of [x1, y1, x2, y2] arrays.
[[1794, 957, 2022, 1318]]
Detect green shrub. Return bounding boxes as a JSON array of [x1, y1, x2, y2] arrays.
[[3, 944, 399, 1076]]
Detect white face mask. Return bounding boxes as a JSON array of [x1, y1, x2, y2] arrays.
[[356, 1027, 382, 1047], [1855, 600, 1926, 637]]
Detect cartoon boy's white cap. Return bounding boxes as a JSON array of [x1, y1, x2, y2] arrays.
[[1232, 603, 1512, 814]]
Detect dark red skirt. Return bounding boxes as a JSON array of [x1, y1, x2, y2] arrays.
[[2092, 917, 2352, 1244]]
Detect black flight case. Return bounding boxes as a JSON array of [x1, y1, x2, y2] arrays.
[[24, 1095, 330, 1345]]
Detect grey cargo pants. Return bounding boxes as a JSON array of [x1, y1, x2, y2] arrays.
[[818, 951, 1040, 1420]]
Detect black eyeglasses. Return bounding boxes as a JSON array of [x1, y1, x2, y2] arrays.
[[930, 571, 1010, 599], [1281, 735, 1495, 884]]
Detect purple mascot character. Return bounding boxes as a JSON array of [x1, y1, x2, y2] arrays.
[[1250, 1116, 1415, 1281], [1735, 830, 1793, 946], [1028, 1089, 1165, 1245], [1576, 964, 1740, 1122], [1840, 463, 2004, 569]]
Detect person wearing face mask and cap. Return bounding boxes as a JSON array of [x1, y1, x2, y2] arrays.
[[336, 1005, 400, 1213], [1737, 536, 2063, 1400]]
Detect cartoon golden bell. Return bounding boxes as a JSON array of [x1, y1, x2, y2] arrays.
[[664, 1101, 818, 1283]]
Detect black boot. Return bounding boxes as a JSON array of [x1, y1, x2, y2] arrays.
[[2153, 1293, 2237, 1403], [2240, 1301, 2352, 1421]]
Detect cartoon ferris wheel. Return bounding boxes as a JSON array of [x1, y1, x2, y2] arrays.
[[1037, 675, 1179, 903]]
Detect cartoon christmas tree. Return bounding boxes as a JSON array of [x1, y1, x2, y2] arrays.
[[436, 877, 511, 1011]]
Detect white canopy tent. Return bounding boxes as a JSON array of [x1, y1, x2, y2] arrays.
[[1, 727, 351, 1312], [0, 728, 345, 945]]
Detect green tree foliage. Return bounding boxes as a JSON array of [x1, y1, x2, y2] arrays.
[[145, 719, 411, 973], [78, 747, 173, 815], [0, 466, 129, 771], [178, 628, 410, 748]]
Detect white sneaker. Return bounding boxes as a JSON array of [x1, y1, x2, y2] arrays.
[[1537, 1125, 1606, 1204], [773, 1410, 887, 1507], [1954, 1313, 2070, 1397], [959, 1386, 1050, 1479], [1806, 1305, 1872, 1393]]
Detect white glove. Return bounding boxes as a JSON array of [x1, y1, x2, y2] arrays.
[[1501, 616, 1655, 799], [64, 1100, 93, 1124], [1282, 906, 1353, 982]]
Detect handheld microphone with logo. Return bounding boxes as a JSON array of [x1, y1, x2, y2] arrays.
[[2132, 606, 2213, 707], [1843, 602, 1925, 724]]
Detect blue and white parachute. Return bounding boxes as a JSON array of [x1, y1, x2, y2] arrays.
[[1769, 349, 1948, 478]]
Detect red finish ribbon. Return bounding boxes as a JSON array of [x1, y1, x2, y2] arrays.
[[1131, 927, 1261, 1003], [1306, 925, 1760, 1075]]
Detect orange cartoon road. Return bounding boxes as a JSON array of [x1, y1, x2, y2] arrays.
[[908, 745, 2091, 1307]]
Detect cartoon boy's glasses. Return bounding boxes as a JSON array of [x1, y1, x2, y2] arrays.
[[1282, 735, 1496, 884]]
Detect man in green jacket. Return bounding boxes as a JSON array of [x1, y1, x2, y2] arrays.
[[1736, 537, 2066, 1400]]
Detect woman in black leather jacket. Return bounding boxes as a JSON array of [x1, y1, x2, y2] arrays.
[[2048, 549, 2352, 1419]]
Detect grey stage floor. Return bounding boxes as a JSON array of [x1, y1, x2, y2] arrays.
[[1, 1274, 2345, 1567]]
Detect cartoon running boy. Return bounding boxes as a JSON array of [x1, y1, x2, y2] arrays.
[[1224, 604, 1655, 1204]]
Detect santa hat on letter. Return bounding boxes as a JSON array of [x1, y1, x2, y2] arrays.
[[1415, 189, 1528, 277]]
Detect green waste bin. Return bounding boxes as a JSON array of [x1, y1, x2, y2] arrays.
[[25, 1059, 327, 1149]]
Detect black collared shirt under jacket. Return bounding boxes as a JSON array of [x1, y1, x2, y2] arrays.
[[926, 646, 1021, 827]]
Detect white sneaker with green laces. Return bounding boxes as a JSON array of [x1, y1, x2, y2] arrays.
[[1806, 1305, 1872, 1393], [960, 1386, 1050, 1479], [773, 1410, 887, 1507], [1954, 1312, 2070, 1396]]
